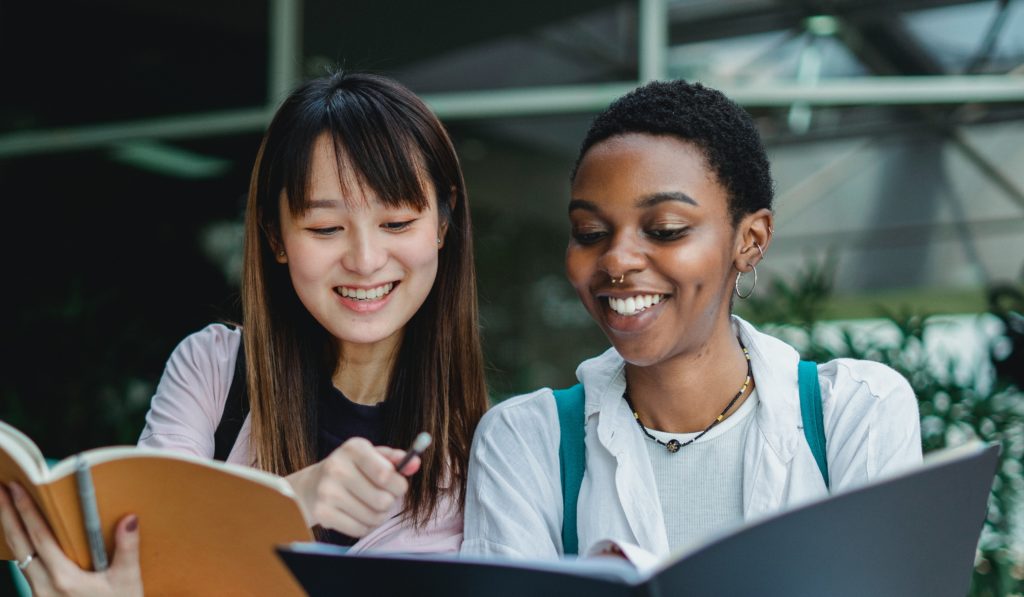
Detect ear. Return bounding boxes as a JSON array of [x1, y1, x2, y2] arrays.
[[258, 205, 288, 264], [273, 243, 288, 264], [733, 208, 773, 273], [436, 186, 457, 250]]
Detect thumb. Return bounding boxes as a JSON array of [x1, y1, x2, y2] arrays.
[[108, 515, 143, 587], [378, 447, 422, 476], [396, 454, 421, 477]]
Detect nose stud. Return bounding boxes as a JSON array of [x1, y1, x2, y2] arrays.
[[611, 274, 626, 285]]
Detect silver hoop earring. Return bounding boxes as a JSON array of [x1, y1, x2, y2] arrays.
[[754, 243, 765, 260], [735, 265, 757, 299]]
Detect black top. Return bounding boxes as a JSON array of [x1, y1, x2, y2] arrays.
[[316, 382, 386, 460], [316, 381, 388, 546], [213, 339, 389, 547]]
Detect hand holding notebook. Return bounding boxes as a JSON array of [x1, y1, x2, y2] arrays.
[[0, 419, 312, 596]]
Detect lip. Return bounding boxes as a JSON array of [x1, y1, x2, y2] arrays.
[[598, 294, 669, 334], [334, 281, 399, 314]]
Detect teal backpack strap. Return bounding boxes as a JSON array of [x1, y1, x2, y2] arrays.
[[552, 383, 586, 555], [798, 360, 830, 489]]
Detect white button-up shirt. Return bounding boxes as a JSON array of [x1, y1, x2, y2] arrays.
[[462, 316, 923, 559]]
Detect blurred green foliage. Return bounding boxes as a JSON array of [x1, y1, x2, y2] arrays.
[[0, 152, 248, 458], [744, 257, 1024, 597]]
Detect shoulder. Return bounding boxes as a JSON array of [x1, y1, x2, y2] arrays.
[[160, 324, 242, 411], [816, 358, 922, 481], [170, 323, 241, 363], [818, 358, 915, 409], [816, 358, 921, 454], [160, 323, 242, 386], [734, 312, 915, 409], [139, 323, 242, 453], [475, 388, 559, 443]]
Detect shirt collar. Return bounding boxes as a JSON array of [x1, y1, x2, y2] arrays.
[[575, 315, 805, 463]]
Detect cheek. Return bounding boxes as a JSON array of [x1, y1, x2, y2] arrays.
[[284, 243, 329, 284], [565, 249, 604, 317], [564, 247, 593, 289], [663, 247, 730, 300], [395, 233, 441, 280]]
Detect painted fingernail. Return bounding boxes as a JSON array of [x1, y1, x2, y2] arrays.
[[126, 515, 138, 532]]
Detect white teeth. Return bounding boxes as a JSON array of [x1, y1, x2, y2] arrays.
[[338, 282, 394, 301], [607, 294, 666, 316]]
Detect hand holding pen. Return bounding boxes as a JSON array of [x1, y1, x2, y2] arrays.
[[285, 432, 433, 539]]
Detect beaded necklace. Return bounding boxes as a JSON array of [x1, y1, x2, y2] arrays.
[[622, 341, 752, 453]]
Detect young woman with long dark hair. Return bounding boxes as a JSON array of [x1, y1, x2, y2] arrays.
[[1, 71, 488, 594]]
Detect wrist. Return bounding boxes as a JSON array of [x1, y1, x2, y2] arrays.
[[284, 465, 318, 527]]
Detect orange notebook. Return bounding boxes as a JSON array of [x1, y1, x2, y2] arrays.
[[0, 419, 312, 596]]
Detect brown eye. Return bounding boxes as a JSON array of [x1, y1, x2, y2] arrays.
[[572, 230, 607, 245], [647, 227, 688, 241], [382, 220, 416, 231]]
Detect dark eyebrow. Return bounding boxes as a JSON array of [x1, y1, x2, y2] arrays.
[[568, 199, 598, 213], [637, 192, 698, 208], [569, 193, 698, 214], [307, 199, 339, 209]]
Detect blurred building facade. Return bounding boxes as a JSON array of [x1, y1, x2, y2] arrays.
[[1, 0, 1022, 447]]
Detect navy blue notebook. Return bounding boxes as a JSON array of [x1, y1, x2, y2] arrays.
[[278, 441, 999, 597]]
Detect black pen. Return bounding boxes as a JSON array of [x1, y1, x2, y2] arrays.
[[394, 432, 432, 474]]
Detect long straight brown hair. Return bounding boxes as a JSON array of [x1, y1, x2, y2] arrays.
[[240, 72, 488, 525]]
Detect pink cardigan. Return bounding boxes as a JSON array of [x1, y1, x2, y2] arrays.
[[137, 323, 463, 553]]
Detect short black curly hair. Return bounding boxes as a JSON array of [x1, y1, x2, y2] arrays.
[[571, 80, 773, 225]]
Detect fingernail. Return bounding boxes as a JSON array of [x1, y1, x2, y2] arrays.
[[8, 483, 24, 502], [126, 515, 138, 532]]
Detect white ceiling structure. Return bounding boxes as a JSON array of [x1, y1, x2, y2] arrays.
[[1, 0, 1022, 308]]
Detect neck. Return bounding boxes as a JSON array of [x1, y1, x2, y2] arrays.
[[624, 317, 753, 433], [332, 333, 402, 405]]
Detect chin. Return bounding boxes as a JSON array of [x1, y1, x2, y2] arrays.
[[606, 338, 669, 368]]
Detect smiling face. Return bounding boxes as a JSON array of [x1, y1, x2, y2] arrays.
[[276, 135, 445, 352], [566, 133, 747, 367]]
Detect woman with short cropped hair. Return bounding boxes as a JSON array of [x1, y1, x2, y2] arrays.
[[463, 79, 921, 559]]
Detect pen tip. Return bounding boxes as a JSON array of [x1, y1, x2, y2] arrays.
[[413, 432, 432, 452]]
